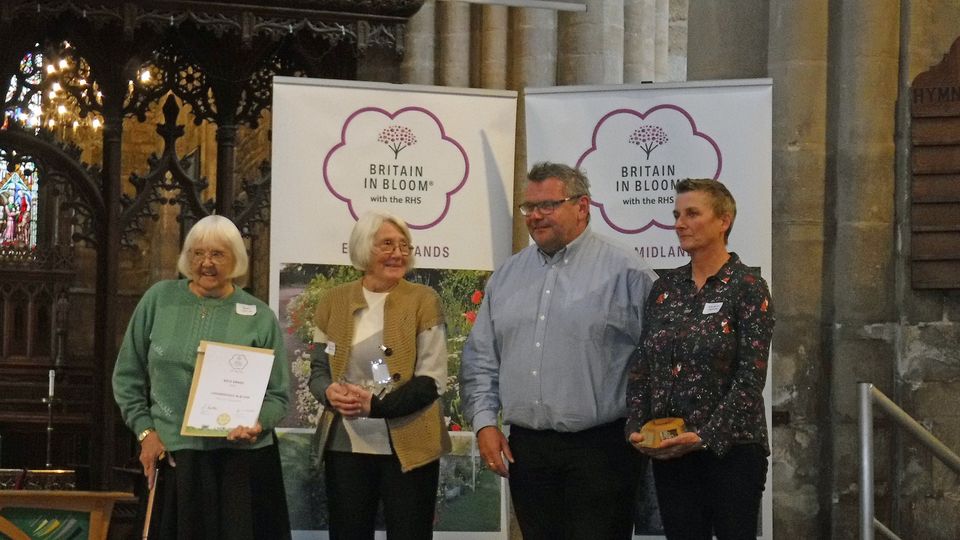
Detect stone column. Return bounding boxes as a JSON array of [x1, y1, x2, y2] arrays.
[[654, 0, 669, 80], [766, 1, 829, 538], [479, 6, 509, 89], [437, 1, 471, 87], [510, 7, 558, 252], [509, 8, 557, 89], [686, 0, 768, 80], [557, 0, 624, 85], [401, 0, 436, 85], [668, 0, 688, 81], [825, 1, 901, 536], [624, 0, 656, 83]]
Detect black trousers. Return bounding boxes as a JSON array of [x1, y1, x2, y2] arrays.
[[652, 443, 768, 540], [325, 450, 440, 540], [507, 419, 643, 540]]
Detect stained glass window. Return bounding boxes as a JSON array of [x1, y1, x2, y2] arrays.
[[4, 50, 43, 128], [4, 43, 103, 133], [3, 49, 43, 250], [2, 44, 106, 251], [0, 156, 39, 249]]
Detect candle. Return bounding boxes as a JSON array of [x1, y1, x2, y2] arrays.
[[48, 369, 55, 398]]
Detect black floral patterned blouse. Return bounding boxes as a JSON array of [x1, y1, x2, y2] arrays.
[[626, 252, 775, 457]]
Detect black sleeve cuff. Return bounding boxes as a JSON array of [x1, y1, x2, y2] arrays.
[[368, 375, 439, 419]]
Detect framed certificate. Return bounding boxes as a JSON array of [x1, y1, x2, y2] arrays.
[[181, 340, 276, 437]]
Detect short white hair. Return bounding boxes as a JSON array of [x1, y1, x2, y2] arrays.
[[177, 215, 249, 283], [349, 211, 416, 273]]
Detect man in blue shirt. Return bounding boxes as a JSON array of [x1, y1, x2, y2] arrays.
[[460, 162, 657, 539]]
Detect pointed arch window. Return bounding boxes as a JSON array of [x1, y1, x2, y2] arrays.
[[4, 42, 104, 135], [3, 49, 44, 251], [3, 43, 105, 252], [4, 49, 44, 129]]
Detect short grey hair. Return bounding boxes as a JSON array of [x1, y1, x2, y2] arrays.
[[349, 211, 416, 273], [526, 162, 591, 198], [177, 215, 249, 283]]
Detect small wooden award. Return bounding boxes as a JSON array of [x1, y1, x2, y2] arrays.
[[636, 417, 687, 448]]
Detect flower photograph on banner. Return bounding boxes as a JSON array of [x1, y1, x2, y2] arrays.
[[277, 263, 501, 534]]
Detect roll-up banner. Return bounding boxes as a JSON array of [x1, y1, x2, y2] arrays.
[[271, 76, 516, 539], [525, 80, 773, 540]]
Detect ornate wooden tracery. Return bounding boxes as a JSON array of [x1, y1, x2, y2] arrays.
[[0, 0, 424, 486]]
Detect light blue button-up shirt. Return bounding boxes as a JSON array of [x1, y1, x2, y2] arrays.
[[460, 228, 657, 433]]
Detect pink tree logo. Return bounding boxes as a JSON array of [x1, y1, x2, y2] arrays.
[[378, 125, 418, 159], [628, 125, 669, 159]]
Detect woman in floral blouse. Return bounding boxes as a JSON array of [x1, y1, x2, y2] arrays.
[[626, 178, 774, 539]]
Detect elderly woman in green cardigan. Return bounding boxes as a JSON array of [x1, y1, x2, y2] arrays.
[[112, 215, 291, 540], [309, 211, 450, 539]]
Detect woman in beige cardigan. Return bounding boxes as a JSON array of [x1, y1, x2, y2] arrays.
[[309, 211, 450, 539]]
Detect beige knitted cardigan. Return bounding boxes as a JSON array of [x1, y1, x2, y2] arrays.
[[313, 279, 451, 472]]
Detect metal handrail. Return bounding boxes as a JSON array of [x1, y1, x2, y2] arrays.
[[859, 382, 960, 540]]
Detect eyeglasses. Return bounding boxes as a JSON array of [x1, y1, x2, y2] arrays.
[[374, 239, 412, 255], [518, 195, 584, 216], [192, 249, 229, 264]]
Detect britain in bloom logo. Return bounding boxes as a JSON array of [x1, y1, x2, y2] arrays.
[[577, 104, 722, 235], [323, 106, 469, 229]]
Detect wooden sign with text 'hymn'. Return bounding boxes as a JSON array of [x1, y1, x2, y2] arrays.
[[910, 36, 960, 289]]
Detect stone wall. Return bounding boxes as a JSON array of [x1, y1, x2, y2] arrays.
[[895, 3, 960, 537], [765, 3, 829, 538], [688, 1, 960, 537]]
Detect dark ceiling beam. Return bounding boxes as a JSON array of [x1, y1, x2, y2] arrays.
[[1, 0, 425, 24], [137, 0, 424, 19], [2, 1, 422, 52]]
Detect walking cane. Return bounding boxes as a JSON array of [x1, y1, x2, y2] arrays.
[[141, 452, 164, 540]]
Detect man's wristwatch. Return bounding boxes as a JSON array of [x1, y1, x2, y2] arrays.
[[137, 428, 156, 442]]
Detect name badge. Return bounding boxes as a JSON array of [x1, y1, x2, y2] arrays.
[[325, 342, 336, 355], [703, 302, 723, 315], [235, 303, 257, 316]]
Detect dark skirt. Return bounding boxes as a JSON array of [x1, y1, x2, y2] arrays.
[[149, 438, 291, 540]]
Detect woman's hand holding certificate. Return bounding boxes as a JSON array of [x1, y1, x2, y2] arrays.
[[226, 421, 263, 443], [181, 341, 275, 437]]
